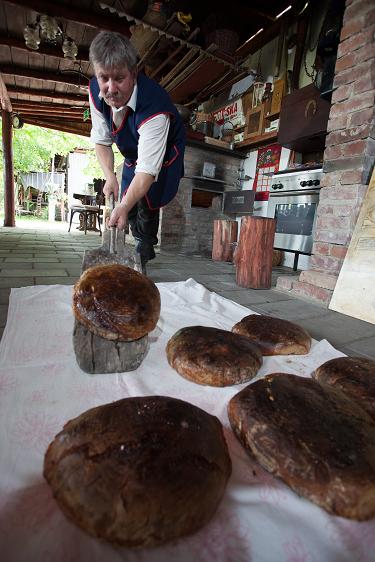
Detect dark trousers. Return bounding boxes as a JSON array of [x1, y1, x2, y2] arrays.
[[127, 197, 159, 262]]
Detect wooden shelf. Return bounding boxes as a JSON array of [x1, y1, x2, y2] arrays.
[[235, 131, 279, 150]]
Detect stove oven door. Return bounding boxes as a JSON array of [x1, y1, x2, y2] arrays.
[[267, 191, 320, 253]]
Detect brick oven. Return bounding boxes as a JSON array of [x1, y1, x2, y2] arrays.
[[277, 0, 375, 306], [160, 140, 244, 256]]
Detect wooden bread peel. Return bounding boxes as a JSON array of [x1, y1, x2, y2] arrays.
[[81, 194, 142, 273]]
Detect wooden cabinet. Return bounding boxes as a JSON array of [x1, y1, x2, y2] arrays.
[[277, 83, 331, 153]]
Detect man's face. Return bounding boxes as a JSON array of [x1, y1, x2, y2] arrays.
[[94, 64, 137, 109]]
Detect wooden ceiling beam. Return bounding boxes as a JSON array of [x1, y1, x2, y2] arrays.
[[4, 0, 131, 36], [22, 116, 91, 136], [0, 34, 90, 61], [12, 105, 86, 115], [7, 84, 88, 103], [11, 98, 87, 110], [15, 110, 86, 120], [0, 64, 90, 87]]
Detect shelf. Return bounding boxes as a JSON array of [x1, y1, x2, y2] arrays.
[[235, 131, 279, 150]]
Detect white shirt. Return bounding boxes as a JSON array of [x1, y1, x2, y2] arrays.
[[89, 81, 170, 181]]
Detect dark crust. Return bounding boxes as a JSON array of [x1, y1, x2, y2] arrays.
[[72, 264, 161, 341], [44, 396, 232, 548], [232, 314, 311, 356], [313, 357, 375, 421], [166, 326, 263, 387], [228, 373, 375, 520]]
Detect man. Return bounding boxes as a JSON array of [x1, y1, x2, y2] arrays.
[[89, 31, 185, 271]]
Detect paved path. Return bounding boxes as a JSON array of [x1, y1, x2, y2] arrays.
[[1, 221, 374, 359]]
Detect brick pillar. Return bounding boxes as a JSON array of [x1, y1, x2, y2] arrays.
[[279, 0, 375, 306]]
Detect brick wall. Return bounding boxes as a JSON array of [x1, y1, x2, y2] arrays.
[[160, 144, 242, 256], [279, 0, 375, 305]]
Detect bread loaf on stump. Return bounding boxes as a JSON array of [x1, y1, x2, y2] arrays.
[[166, 326, 262, 386], [228, 373, 375, 520], [232, 314, 311, 355], [313, 356, 375, 421], [44, 396, 232, 547], [73, 264, 160, 373]]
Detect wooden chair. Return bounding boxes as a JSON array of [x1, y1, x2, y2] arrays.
[[68, 192, 104, 235], [33, 191, 44, 216]]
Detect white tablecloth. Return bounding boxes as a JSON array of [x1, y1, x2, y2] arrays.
[[0, 279, 374, 562]]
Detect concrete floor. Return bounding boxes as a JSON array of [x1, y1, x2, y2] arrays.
[[1, 220, 375, 359]]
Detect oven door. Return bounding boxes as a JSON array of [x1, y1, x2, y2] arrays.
[[267, 191, 319, 253]]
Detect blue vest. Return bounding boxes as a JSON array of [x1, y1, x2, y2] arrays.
[[89, 73, 185, 209]]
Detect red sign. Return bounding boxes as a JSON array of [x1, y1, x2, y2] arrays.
[[211, 99, 243, 126]]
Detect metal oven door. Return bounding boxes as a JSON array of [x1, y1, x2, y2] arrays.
[[267, 191, 319, 253]]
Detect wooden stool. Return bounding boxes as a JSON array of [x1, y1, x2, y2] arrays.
[[73, 320, 149, 374], [212, 219, 238, 262], [234, 216, 276, 289]]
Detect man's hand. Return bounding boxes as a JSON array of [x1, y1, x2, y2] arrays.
[[108, 202, 128, 230], [103, 173, 120, 199]]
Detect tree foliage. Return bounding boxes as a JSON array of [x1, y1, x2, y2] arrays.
[[0, 121, 92, 174]]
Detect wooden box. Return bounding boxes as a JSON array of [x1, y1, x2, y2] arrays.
[[244, 105, 265, 138], [277, 83, 331, 153], [270, 78, 286, 116]]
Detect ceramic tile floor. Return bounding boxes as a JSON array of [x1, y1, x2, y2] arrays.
[[1, 221, 375, 359]]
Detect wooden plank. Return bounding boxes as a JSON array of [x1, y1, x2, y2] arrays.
[[169, 58, 228, 103], [159, 48, 199, 87], [329, 167, 375, 324]]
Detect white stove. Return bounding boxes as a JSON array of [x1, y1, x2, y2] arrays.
[[267, 166, 323, 264], [270, 166, 323, 194]]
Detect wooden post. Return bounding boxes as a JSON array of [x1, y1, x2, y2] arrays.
[[234, 216, 276, 289], [212, 219, 238, 261], [2, 110, 15, 227], [1, 74, 15, 227]]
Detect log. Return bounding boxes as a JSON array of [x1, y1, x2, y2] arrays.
[[234, 216, 276, 289], [73, 319, 149, 374], [212, 219, 238, 262]]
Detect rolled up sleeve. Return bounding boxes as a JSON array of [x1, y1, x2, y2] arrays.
[[135, 114, 170, 181], [89, 95, 113, 146]]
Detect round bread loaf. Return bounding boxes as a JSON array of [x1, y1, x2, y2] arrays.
[[166, 326, 262, 386], [228, 373, 375, 520], [72, 264, 160, 341], [44, 396, 231, 547], [232, 314, 311, 355], [313, 356, 375, 421]]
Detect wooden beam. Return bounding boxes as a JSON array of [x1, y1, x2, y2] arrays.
[[0, 72, 12, 112], [22, 116, 91, 136], [13, 109, 87, 120], [1, 110, 15, 227], [7, 85, 88, 103], [4, 0, 131, 36], [11, 99, 87, 110], [0, 34, 90, 61], [0, 64, 90, 87], [0, 74, 15, 226]]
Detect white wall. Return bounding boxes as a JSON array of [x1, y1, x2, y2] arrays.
[[67, 151, 95, 207]]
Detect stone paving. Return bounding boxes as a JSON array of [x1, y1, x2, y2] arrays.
[[1, 219, 375, 359]]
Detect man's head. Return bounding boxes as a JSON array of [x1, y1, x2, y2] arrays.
[[89, 32, 139, 109]]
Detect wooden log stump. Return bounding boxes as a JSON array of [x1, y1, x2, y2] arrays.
[[73, 319, 149, 374], [212, 219, 238, 262], [234, 216, 276, 289]]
